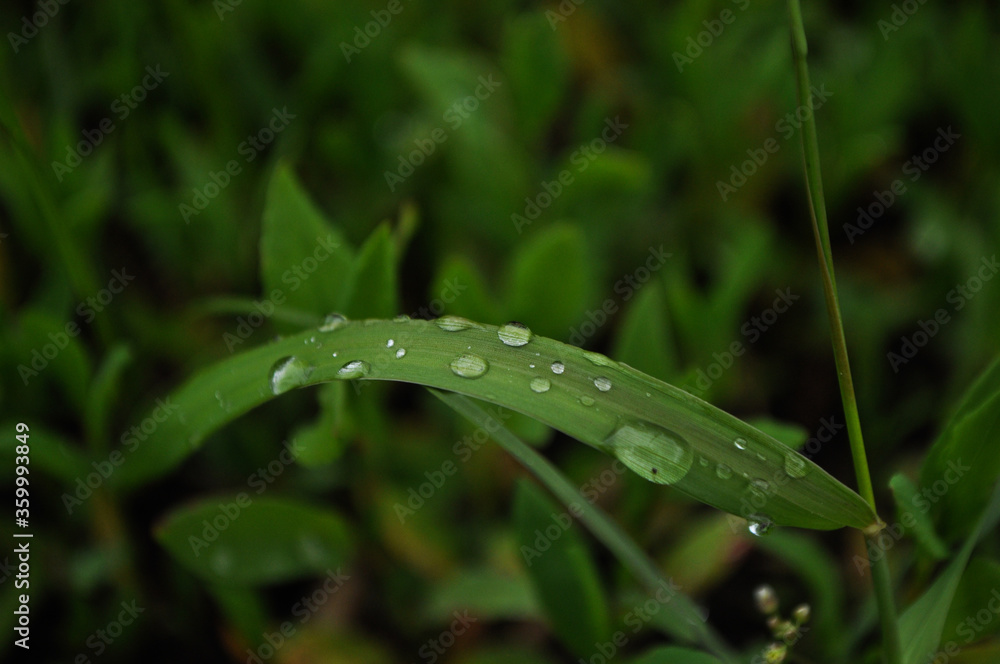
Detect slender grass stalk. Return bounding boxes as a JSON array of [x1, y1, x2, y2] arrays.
[[784, 2, 902, 662], [431, 389, 738, 663]]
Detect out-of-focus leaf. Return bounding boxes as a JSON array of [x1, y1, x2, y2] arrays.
[[260, 162, 353, 318], [514, 479, 611, 659], [84, 344, 132, 451], [921, 356, 1000, 542], [662, 513, 745, 594], [745, 417, 810, 451], [500, 13, 570, 144], [506, 223, 592, 341], [341, 222, 398, 319], [430, 256, 501, 324], [613, 280, 676, 382], [424, 567, 540, 623], [942, 557, 1000, 647], [291, 382, 346, 466], [899, 482, 1000, 664], [890, 473, 948, 560], [155, 495, 354, 585]]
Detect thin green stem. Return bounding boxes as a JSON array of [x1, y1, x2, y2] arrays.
[[785, 2, 902, 663]]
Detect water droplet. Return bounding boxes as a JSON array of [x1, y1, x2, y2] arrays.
[[751, 478, 770, 493], [436, 315, 481, 332], [337, 360, 370, 379], [331, 351, 338, 357], [393, 314, 411, 323], [748, 515, 773, 537], [578, 395, 595, 406], [530, 377, 551, 393], [734, 437, 748, 450], [756, 452, 767, 461], [699, 456, 710, 467], [716, 463, 733, 479], [214, 390, 230, 411], [386, 338, 395, 348], [606, 421, 694, 485], [319, 313, 348, 332], [498, 321, 532, 347], [551, 361, 565, 374], [594, 376, 612, 392], [529, 363, 535, 369], [395, 348, 407, 359], [450, 353, 488, 378], [269, 356, 314, 395], [785, 453, 809, 478]]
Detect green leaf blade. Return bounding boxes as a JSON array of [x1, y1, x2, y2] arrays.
[[118, 318, 875, 532]]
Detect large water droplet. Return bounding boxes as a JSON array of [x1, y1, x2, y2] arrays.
[[269, 356, 314, 395], [606, 421, 694, 485], [594, 376, 612, 392], [716, 463, 733, 479], [319, 313, 348, 332], [748, 515, 773, 537], [550, 361, 565, 375], [395, 348, 407, 359], [450, 353, 488, 378], [498, 321, 532, 347], [530, 377, 551, 393], [436, 315, 481, 332], [734, 437, 748, 450], [337, 360, 370, 379], [784, 453, 809, 478]]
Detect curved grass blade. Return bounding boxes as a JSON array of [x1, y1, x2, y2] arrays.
[[114, 317, 876, 531]]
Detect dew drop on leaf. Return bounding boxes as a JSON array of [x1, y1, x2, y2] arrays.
[[319, 313, 348, 332], [386, 338, 395, 348], [716, 463, 733, 479], [529, 377, 551, 393], [450, 353, 488, 378], [395, 348, 406, 359], [594, 376, 612, 392], [734, 437, 748, 450], [606, 421, 694, 485], [785, 453, 809, 478], [435, 315, 480, 332], [337, 360, 370, 379], [269, 356, 314, 395], [550, 361, 565, 375], [498, 321, 532, 347], [747, 515, 773, 537]]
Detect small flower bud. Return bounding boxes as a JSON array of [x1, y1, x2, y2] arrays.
[[763, 643, 787, 663], [754, 584, 779, 615], [793, 603, 811, 625]]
